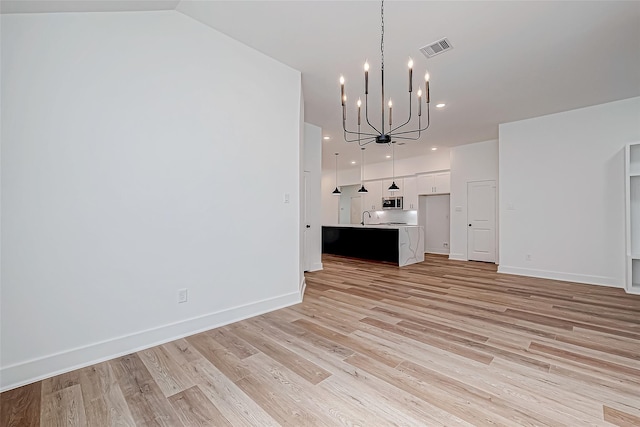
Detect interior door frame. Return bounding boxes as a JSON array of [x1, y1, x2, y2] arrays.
[[466, 179, 497, 263]]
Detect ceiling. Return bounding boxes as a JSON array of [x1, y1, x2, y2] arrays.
[[3, 1, 640, 171]]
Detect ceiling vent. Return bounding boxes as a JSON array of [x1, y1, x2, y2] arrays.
[[420, 38, 453, 58]]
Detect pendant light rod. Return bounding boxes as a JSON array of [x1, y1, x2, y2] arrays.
[[358, 147, 368, 193], [332, 152, 341, 195], [388, 142, 399, 192]]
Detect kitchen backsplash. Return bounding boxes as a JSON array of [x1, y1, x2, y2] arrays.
[[364, 209, 418, 225]]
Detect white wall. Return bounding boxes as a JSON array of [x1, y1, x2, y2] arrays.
[[303, 123, 322, 272], [498, 97, 640, 287], [321, 150, 451, 225], [449, 140, 499, 261], [1, 11, 302, 391]]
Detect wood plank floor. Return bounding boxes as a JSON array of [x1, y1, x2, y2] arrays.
[[2, 254, 640, 426]]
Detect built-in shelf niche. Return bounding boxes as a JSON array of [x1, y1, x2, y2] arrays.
[[632, 259, 640, 288], [629, 144, 640, 176], [625, 142, 640, 294]]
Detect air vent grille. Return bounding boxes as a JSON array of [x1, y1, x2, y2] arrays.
[[420, 38, 453, 58]]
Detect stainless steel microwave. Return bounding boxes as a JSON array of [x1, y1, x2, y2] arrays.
[[382, 196, 403, 209]]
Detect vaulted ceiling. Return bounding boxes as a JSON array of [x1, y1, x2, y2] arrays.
[[3, 1, 640, 170]]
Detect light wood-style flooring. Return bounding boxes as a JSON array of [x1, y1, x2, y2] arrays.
[[2, 254, 640, 426]]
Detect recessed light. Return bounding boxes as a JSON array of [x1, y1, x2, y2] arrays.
[[431, 147, 438, 151], [351, 161, 356, 164], [323, 136, 331, 140], [386, 155, 391, 158], [436, 103, 446, 108]]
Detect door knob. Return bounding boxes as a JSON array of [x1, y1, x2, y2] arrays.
[[469, 224, 472, 227], [306, 225, 311, 228]]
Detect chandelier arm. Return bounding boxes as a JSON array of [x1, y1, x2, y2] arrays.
[[388, 104, 431, 136], [389, 134, 422, 141], [342, 108, 380, 139], [343, 130, 377, 144], [363, 93, 381, 135], [343, 127, 380, 138], [388, 91, 413, 134], [359, 138, 376, 146]]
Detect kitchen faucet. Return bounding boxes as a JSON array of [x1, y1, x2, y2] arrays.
[[361, 210, 371, 226]]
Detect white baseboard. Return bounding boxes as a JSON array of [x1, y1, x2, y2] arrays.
[[626, 285, 640, 295], [425, 248, 450, 255], [497, 265, 623, 288], [300, 277, 307, 300], [306, 262, 323, 272], [448, 253, 467, 261], [0, 291, 301, 392]]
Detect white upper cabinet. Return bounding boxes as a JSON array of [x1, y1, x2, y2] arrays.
[[403, 177, 418, 210], [417, 171, 450, 195], [434, 172, 451, 194], [363, 180, 383, 211]]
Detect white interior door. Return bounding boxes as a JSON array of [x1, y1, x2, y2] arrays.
[[303, 172, 311, 272], [467, 180, 496, 262]]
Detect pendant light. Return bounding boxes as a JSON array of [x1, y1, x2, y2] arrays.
[[332, 152, 341, 195], [339, 0, 431, 146], [388, 142, 399, 191], [357, 148, 368, 193]]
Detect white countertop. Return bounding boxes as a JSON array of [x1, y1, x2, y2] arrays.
[[323, 224, 422, 229]]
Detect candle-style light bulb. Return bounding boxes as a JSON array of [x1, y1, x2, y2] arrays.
[[388, 100, 393, 126], [408, 58, 413, 93], [340, 75, 345, 106], [417, 89, 422, 116], [424, 72, 431, 104], [364, 61, 369, 95]]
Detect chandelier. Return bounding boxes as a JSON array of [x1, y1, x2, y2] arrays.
[[340, 0, 431, 146]]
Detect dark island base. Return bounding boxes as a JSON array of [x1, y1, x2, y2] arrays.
[[322, 226, 399, 263]]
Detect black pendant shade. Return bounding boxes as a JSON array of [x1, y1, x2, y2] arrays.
[[357, 185, 368, 193], [388, 181, 400, 191], [332, 187, 342, 195]]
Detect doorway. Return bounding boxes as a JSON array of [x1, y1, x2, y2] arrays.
[[350, 196, 362, 224], [467, 180, 496, 262], [419, 194, 450, 254]]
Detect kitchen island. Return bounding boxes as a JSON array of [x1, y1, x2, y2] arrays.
[[322, 224, 424, 267]]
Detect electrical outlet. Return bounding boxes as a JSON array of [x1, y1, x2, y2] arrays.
[[525, 254, 532, 261], [178, 288, 188, 303], [443, 242, 449, 248]]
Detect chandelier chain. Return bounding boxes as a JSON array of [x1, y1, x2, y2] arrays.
[[380, 0, 384, 71]]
